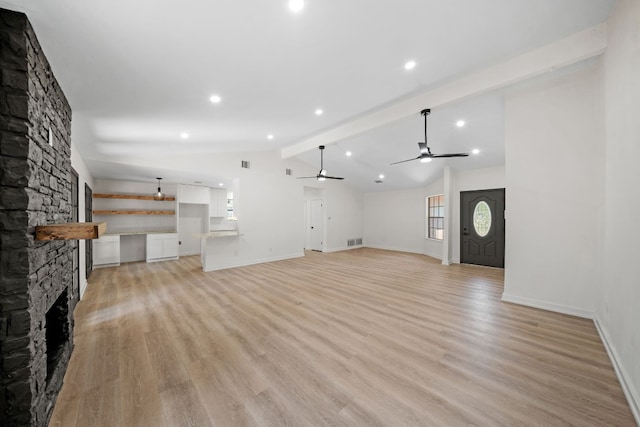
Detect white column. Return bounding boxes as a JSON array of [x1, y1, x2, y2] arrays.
[[442, 166, 452, 265]]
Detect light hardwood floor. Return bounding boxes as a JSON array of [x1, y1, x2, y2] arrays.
[[49, 249, 635, 426]]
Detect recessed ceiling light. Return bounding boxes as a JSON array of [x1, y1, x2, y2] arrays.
[[180, 132, 189, 139], [219, 183, 224, 187], [209, 94, 222, 104], [315, 108, 323, 116], [456, 120, 466, 128], [288, 0, 304, 13], [267, 134, 274, 140], [404, 60, 417, 71], [379, 174, 385, 179], [345, 151, 352, 157], [472, 148, 480, 155], [420, 157, 432, 163]]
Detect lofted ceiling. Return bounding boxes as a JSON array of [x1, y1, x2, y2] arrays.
[[0, 0, 616, 191]]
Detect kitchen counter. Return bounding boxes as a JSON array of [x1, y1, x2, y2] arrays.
[[194, 230, 240, 238], [104, 230, 177, 236]]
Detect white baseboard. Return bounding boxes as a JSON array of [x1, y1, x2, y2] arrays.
[[93, 262, 120, 269], [79, 279, 88, 300], [323, 245, 363, 253], [203, 252, 304, 272], [594, 316, 640, 426], [501, 293, 593, 319], [179, 251, 201, 257], [502, 294, 639, 423], [363, 244, 423, 255]]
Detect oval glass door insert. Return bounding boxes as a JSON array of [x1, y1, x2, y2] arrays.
[[473, 201, 491, 237]]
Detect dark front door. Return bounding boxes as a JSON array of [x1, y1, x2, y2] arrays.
[[460, 188, 505, 268], [85, 183, 93, 279]]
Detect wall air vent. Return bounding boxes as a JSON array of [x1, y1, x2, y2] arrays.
[[347, 238, 363, 247], [285, 168, 292, 176], [241, 160, 250, 169]]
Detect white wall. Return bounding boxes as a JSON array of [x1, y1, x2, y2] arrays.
[[92, 179, 178, 234], [503, 62, 604, 317], [305, 176, 363, 253], [363, 187, 426, 254], [70, 143, 93, 298], [362, 166, 505, 263], [93, 150, 364, 271], [599, 0, 640, 421]]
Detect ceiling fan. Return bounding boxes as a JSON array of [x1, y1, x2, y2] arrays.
[[391, 108, 469, 165], [297, 145, 344, 181]]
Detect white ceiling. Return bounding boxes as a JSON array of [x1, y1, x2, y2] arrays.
[[0, 0, 616, 191]]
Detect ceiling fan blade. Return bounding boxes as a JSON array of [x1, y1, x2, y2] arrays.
[[297, 145, 346, 181], [390, 156, 420, 165], [391, 109, 471, 165], [429, 153, 470, 158]]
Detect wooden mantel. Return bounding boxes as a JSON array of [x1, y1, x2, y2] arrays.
[[93, 193, 176, 201], [35, 222, 107, 241]]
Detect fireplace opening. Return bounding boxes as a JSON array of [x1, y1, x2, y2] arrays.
[[46, 289, 70, 385]]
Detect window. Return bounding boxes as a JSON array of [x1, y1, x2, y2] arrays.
[[427, 194, 444, 240], [473, 201, 491, 237]]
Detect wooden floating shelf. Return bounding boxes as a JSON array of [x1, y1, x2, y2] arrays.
[[93, 210, 175, 215], [93, 193, 176, 201], [36, 222, 107, 241]]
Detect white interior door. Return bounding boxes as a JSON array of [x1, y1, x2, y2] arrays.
[[305, 199, 323, 251]]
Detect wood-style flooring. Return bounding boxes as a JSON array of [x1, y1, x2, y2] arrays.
[[49, 248, 636, 426]]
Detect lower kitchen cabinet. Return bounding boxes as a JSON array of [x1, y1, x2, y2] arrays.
[[146, 233, 178, 262], [94, 235, 120, 266]]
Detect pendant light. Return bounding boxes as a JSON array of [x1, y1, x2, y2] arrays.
[[153, 178, 165, 200]]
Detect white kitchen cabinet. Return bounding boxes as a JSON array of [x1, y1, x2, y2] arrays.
[[178, 184, 209, 204], [94, 235, 120, 267], [146, 233, 179, 262], [209, 188, 227, 217]]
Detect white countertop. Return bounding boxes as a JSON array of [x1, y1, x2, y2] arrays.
[[194, 230, 240, 238], [104, 230, 177, 236]]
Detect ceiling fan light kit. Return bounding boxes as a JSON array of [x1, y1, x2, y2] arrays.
[[391, 108, 470, 165], [297, 146, 345, 181]]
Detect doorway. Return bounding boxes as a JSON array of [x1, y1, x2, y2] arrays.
[[305, 199, 323, 251], [460, 188, 505, 268], [178, 203, 206, 256]]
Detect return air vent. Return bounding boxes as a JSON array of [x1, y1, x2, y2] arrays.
[[347, 238, 363, 247], [374, 180, 383, 184], [285, 168, 292, 176], [241, 160, 250, 169]]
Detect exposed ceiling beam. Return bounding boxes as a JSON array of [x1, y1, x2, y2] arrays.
[[281, 23, 607, 159]]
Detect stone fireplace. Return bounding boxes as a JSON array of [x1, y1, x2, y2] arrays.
[[1, 8, 77, 426]]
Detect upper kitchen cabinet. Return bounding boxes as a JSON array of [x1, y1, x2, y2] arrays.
[[209, 188, 228, 217], [178, 184, 209, 204]]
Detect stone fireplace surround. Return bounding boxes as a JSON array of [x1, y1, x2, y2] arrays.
[[1, 8, 77, 426]]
